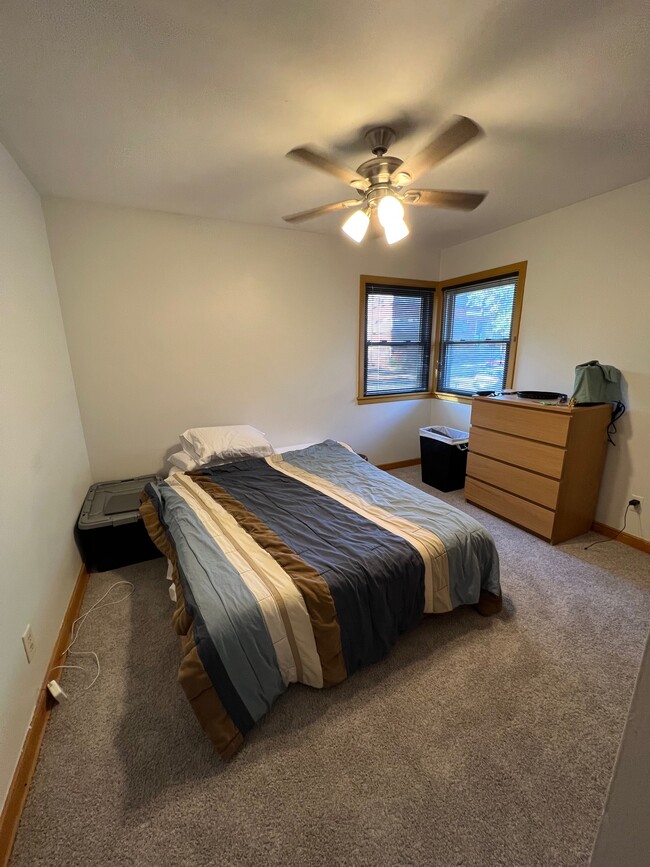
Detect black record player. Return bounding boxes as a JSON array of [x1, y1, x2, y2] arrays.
[[515, 391, 567, 402], [474, 389, 568, 403]]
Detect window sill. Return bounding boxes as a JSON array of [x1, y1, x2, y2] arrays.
[[357, 392, 435, 405], [356, 391, 475, 406], [432, 392, 474, 405]]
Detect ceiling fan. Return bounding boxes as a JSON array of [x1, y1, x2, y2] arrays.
[[283, 116, 487, 245]]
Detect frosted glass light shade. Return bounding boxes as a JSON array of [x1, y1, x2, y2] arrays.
[[384, 218, 409, 245], [377, 195, 404, 228], [342, 209, 370, 243]]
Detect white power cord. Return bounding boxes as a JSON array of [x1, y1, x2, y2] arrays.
[[48, 580, 135, 699]]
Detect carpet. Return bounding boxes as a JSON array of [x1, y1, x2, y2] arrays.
[[9, 469, 650, 866]]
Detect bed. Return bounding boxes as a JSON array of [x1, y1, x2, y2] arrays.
[[140, 440, 501, 758]]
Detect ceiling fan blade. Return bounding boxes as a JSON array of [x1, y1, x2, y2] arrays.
[[286, 146, 368, 188], [282, 199, 363, 223], [405, 189, 487, 211], [391, 116, 483, 185]]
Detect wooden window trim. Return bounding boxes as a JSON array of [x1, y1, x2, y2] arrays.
[[357, 274, 439, 405], [356, 264, 526, 405], [432, 261, 527, 404]]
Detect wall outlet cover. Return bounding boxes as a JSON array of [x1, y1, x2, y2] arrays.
[[22, 624, 36, 663]]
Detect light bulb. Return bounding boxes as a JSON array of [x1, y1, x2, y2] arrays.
[[342, 209, 370, 243], [384, 218, 409, 245], [377, 195, 404, 228]]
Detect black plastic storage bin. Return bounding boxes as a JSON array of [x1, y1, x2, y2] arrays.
[[419, 426, 469, 492], [75, 475, 163, 572]]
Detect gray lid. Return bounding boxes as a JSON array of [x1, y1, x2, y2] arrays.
[[419, 426, 469, 444], [78, 475, 160, 529]]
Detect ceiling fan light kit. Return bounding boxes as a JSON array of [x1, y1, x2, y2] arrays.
[[342, 208, 370, 243], [283, 116, 488, 246], [377, 194, 404, 228], [384, 218, 410, 245]]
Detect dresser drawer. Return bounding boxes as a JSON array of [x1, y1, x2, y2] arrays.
[[469, 427, 566, 479], [466, 453, 560, 509], [465, 478, 555, 539], [471, 399, 570, 446]]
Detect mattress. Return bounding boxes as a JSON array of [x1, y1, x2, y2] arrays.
[[141, 440, 501, 758]]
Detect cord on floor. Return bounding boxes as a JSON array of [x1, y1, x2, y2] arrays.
[[584, 504, 631, 550], [48, 580, 135, 697]]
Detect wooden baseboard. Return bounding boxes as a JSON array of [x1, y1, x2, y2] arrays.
[[377, 458, 421, 471], [0, 564, 89, 867], [591, 522, 649, 554]]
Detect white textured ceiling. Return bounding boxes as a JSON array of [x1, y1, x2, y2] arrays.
[[1, 0, 648, 246]]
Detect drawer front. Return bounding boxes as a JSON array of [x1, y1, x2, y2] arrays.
[[466, 453, 560, 510], [469, 426, 566, 479], [465, 478, 555, 539], [471, 399, 570, 446]]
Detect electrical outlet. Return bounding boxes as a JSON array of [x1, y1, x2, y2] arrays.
[[22, 625, 36, 663], [629, 495, 643, 510]]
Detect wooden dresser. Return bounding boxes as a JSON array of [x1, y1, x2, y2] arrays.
[[465, 395, 612, 544]]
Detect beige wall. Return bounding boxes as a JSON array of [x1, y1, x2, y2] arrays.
[[43, 199, 440, 481], [0, 145, 91, 806], [434, 179, 650, 540]]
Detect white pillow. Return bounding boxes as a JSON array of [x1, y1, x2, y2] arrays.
[[179, 425, 273, 465], [168, 451, 198, 471], [167, 450, 247, 473]]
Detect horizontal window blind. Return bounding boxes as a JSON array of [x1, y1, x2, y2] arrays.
[[437, 273, 518, 396], [364, 284, 434, 397]]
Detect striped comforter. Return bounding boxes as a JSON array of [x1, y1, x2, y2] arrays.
[[140, 440, 501, 757]]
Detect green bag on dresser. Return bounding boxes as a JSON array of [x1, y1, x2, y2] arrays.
[[571, 360, 625, 444], [571, 360, 623, 404]]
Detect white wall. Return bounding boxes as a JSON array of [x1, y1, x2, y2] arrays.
[[43, 199, 440, 480], [435, 179, 650, 540], [0, 145, 91, 806]]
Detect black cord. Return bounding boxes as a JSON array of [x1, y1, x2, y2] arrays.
[[584, 504, 631, 550], [607, 401, 626, 446]]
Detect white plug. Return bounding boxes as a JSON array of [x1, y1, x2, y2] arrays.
[[47, 680, 68, 703]]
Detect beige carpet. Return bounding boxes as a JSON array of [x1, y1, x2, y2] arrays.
[[10, 469, 650, 867]]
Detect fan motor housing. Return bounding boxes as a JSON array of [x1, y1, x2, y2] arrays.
[[356, 155, 403, 187]]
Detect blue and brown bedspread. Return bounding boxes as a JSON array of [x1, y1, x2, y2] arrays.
[[140, 440, 501, 757]]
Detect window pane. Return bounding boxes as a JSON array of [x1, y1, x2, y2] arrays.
[[364, 285, 434, 397], [366, 344, 428, 395], [437, 274, 520, 396], [447, 284, 515, 341], [367, 293, 425, 343], [439, 342, 508, 395]]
